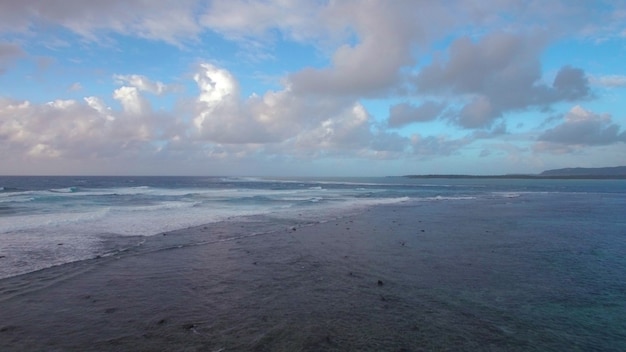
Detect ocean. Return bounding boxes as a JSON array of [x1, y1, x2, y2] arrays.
[[1, 176, 625, 350], [1, 176, 624, 280], [0, 175, 415, 279]]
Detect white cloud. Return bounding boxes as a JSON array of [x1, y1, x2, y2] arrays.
[[113, 86, 150, 116], [590, 75, 626, 88], [292, 103, 370, 152], [189, 62, 415, 159], [1, 1, 625, 175], [194, 64, 239, 105], [535, 105, 626, 152], [0, 89, 178, 164], [114, 75, 170, 95], [192, 63, 272, 143], [68, 82, 83, 91], [84, 96, 114, 120], [1, 97, 110, 160]]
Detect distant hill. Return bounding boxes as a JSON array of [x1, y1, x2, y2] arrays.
[[540, 166, 626, 177], [405, 166, 626, 179]]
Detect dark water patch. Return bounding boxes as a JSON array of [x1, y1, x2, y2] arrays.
[[0, 205, 19, 215], [1, 185, 625, 351]]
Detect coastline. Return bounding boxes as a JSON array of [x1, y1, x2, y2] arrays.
[[1, 197, 625, 351], [404, 165, 626, 179], [404, 174, 626, 180]]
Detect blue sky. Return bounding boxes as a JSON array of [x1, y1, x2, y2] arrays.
[[0, 0, 625, 176]]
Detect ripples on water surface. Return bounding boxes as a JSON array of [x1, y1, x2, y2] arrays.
[[1, 177, 626, 350]]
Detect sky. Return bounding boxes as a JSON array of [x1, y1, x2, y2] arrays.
[[1, 0, 625, 176]]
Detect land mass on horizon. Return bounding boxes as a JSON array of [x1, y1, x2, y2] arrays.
[[406, 166, 626, 179]]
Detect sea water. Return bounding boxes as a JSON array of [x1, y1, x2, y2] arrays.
[[1, 176, 626, 350], [1, 176, 625, 280]]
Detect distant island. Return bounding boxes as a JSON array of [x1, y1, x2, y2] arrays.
[[406, 166, 626, 179]]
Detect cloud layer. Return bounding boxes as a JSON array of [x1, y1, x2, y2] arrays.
[[0, 0, 625, 175]]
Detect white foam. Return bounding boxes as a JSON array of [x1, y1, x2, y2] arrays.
[[49, 187, 80, 193], [0, 180, 416, 279], [0, 207, 111, 234], [492, 192, 522, 198], [419, 195, 477, 201]]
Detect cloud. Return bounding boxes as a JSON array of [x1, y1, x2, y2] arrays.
[[410, 134, 471, 157], [113, 86, 151, 116], [191, 62, 411, 157], [0, 98, 108, 158], [552, 66, 590, 100], [2, 1, 625, 175], [192, 63, 275, 144], [0, 59, 414, 170], [290, 103, 409, 158], [114, 74, 171, 95], [0, 88, 182, 162], [200, 0, 624, 86], [590, 75, 626, 88], [387, 101, 445, 128], [183, 61, 417, 161], [285, 1, 455, 97], [68, 82, 83, 92], [200, 0, 325, 43], [0, 42, 24, 74], [415, 33, 544, 95], [458, 95, 497, 129], [0, 0, 202, 45], [535, 105, 626, 152], [413, 32, 592, 129]]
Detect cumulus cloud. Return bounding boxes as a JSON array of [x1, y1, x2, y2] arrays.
[[288, 104, 364, 155], [415, 33, 544, 95], [0, 98, 111, 159], [0, 88, 182, 162], [191, 62, 409, 156], [0, 58, 414, 170], [535, 105, 626, 152], [201, 1, 617, 99], [286, 1, 453, 97], [552, 66, 590, 100], [114, 75, 171, 95], [413, 32, 591, 129], [192, 63, 274, 144], [387, 101, 445, 128], [113, 86, 150, 116], [1, 1, 624, 174]]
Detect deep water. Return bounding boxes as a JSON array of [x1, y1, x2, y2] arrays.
[[0, 177, 625, 351]]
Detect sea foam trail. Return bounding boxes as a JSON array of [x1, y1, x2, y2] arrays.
[[0, 178, 412, 279], [1, 176, 623, 280]]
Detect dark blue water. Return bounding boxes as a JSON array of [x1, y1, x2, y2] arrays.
[[1, 176, 625, 280], [0, 176, 625, 350]]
